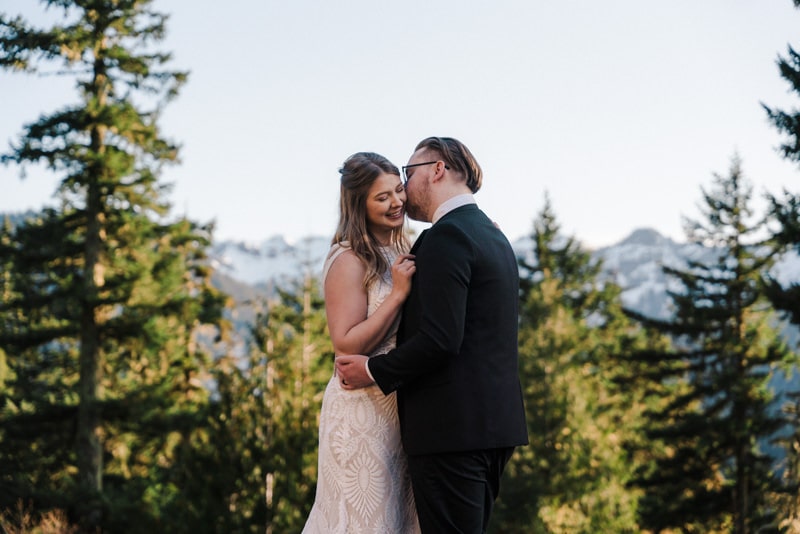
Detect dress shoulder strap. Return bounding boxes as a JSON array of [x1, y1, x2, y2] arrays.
[[321, 242, 351, 285]]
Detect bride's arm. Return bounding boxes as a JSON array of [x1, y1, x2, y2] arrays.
[[324, 250, 413, 356]]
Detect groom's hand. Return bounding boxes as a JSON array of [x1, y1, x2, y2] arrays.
[[335, 355, 373, 389]]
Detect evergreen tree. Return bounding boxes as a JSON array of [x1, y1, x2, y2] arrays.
[[626, 156, 793, 534], [762, 7, 800, 527], [492, 198, 648, 533], [164, 272, 332, 533], [154, 305, 270, 534], [774, 391, 800, 533], [762, 36, 800, 329], [0, 2, 226, 531], [763, 191, 800, 327], [233, 274, 331, 533]]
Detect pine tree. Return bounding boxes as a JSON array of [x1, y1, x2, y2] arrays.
[[626, 156, 793, 533], [492, 198, 648, 533], [762, 38, 800, 330], [155, 272, 331, 533], [0, 2, 226, 530], [762, 7, 800, 527], [255, 274, 332, 533], [774, 391, 800, 533]]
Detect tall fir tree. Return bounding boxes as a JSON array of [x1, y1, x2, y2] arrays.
[[254, 274, 331, 533], [762, 5, 800, 527], [626, 156, 794, 534], [0, 2, 227, 531], [492, 198, 649, 533], [762, 34, 800, 330], [166, 271, 332, 533]]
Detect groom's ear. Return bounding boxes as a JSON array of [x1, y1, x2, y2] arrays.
[[431, 161, 447, 182]]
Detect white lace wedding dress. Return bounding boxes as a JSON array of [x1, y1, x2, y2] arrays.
[[302, 244, 420, 534]]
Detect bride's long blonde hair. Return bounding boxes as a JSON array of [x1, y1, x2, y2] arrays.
[[332, 152, 410, 288]]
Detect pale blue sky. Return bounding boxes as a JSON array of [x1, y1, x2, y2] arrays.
[[3, 1, 800, 248]]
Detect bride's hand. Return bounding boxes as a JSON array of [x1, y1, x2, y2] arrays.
[[390, 254, 416, 300]]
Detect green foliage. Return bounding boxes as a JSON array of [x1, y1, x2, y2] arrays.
[[0, 1, 228, 531], [762, 189, 800, 329], [764, 45, 800, 168], [116, 272, 331, 532], [762, 10, 800, 527], [625, 156, 794, 533], [772, 390, 800, 532], [251, 276, 332, 533], [492, 197, 649, 533], [762, 38, 800, 331]]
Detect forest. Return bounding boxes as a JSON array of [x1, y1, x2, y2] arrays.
[[2, 1, 800, 533]]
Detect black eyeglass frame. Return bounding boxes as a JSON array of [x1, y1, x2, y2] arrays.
[[402, 161, 450, 185]]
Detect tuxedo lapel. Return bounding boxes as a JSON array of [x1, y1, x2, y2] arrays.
[[410, 230, 428, 254], [397, 230, 428, 345]]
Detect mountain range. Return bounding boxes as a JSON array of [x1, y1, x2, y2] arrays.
[[210, 227, 800, 324], [210, 227, 800, 440]]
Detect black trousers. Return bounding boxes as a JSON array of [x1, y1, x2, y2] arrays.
[[406, 447, 515, 534]]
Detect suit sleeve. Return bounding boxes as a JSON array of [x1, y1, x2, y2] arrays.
[[369, 222, 474, 394]]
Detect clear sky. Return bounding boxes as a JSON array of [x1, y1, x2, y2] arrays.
[[3, 1, 800, 248]]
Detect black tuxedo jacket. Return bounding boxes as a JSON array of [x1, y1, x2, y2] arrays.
[[369, 204, 528, 456]]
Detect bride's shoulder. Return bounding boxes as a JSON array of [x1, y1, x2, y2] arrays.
[[325, 241, 354, 264], [323, 242, 363, 284], [327, 240, 351, 254]]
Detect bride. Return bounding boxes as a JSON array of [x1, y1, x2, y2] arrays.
[[302, 152, 420, 533]]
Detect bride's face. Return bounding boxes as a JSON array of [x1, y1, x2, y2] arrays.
[[365, 172, 406, 237]]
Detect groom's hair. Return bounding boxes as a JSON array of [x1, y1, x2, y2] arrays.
[[415, 136, 482, 193]]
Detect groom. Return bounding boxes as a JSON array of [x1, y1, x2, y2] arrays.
[[336, 136, 528, 533]]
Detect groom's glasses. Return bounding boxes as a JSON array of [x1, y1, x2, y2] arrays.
[[402, 161, 450, 185]]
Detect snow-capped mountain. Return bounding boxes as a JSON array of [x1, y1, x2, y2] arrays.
[[211, 227, 800, 323], [593, 227, 800, 319], [211, 235, 331, 288], [594, 228, 713, 319]]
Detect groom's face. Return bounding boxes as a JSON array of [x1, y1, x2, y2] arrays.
[[403, 150, 434, 223]]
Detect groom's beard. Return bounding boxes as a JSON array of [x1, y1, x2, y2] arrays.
[[405, 202, 425, 222], [404, 183, 431, 223]]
